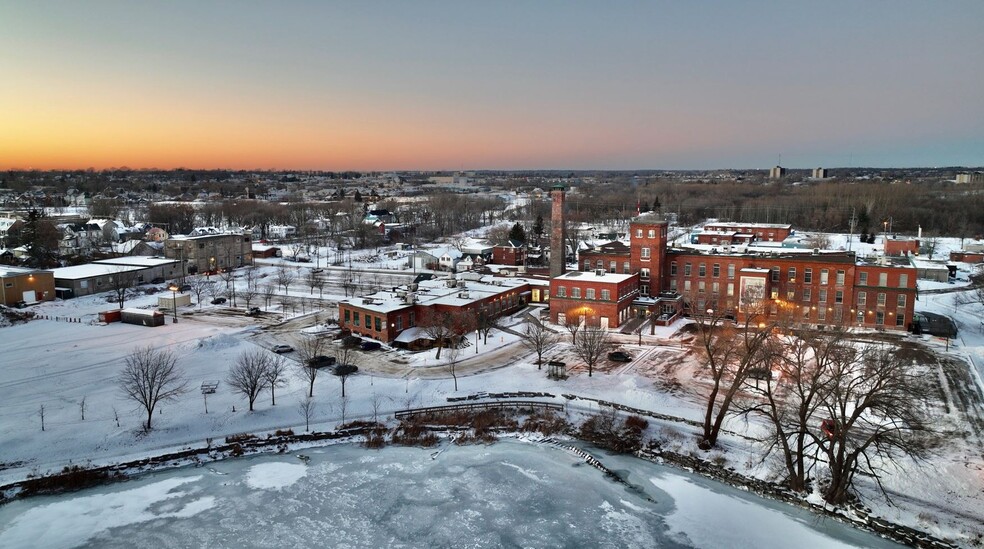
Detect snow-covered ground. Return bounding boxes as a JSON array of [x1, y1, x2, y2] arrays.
[[1, 231, 983, 546], [0, 440, 904, 549]]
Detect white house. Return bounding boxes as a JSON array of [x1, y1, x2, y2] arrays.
[[439, 249, 463, 271], [268, 225, 297, 239]]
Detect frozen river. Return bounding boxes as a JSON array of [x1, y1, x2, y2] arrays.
[[0, 440, 901, 548]]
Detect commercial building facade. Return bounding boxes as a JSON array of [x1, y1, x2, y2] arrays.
[[164, 233, 253, 276], [0, 266, 56, 306], [560, 214, 917, 331]]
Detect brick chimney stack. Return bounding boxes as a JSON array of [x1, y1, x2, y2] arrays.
[[550, 184, 566, 278]]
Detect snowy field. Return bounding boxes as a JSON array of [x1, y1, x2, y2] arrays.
[[0, 440, 903, 549]]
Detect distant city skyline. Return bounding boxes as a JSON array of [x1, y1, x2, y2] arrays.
[[1, 1, 982, 171]]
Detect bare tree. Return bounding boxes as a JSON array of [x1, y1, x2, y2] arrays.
[[219, 269, 237, 307], [240, 286, 258, 310], [108, 267, 138, 309], [420, 308, 472, 360], [445, 343, 462, 391], [475, 309, 503, 345], [190, 276, 212, 309], [261, 282, 277, 310], [305, 268, 321, 295], [691, 306, 775, 449], [572, 324, 612, 377], [294, 335, 326, 397], [298, 397, 316, 432], [562, 307, 584, 345], [118, 347, 188, 430], [971, 265, 984, 316], [276, 265, 296, 296], [741, 329, 849, 492], [334, 345, 360, 398], [520, 316, 558, 369], [818, 344, 934, 504], [312, 273, 327, 301], [264, 355, 289, 406], [804, 233, 832, 250], [370, 392, 383, 423], [227, 350, 270, 412]]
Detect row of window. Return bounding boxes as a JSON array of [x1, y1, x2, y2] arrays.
[[554, 286, 613, 301], [634, 228, 664, 239], [857, 292, 907, 308], [583, 259, 631, 274], [669, 262, 910, 289], [344, 309, 414, 332]]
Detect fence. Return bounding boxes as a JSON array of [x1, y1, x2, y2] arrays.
[[394, 400, 563, 420]]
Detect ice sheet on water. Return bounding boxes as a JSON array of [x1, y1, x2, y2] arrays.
[[0, 443, 904, 549], [0, 476, 214, 549], [655, 474, 859, 549]]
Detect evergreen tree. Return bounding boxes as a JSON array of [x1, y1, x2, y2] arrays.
[[532, 215, 544, 240], [18, 209, 59, 268], [508, 222, 527, 244]]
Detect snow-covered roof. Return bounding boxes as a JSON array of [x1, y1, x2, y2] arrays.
[[394, 326, 430, 343], [51, 264, 145, 280], [553, 270, 635, 283], [342, 275, 529, 315], [0, 266, 48, 277], [94, 257, 179, 268]]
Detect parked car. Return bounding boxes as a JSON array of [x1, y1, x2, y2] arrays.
[[360, 341, 382, 351], [608, 351, 632, 362], [333, 364, 358, 376], [211, 297, 227, 304], [342, 335, 363, 347], [271, 344, 294, 354], [245, 307, 261, 316], [151, 277, 165, 284], [179, 284, 192, 292], [307, 355, 336, 368]]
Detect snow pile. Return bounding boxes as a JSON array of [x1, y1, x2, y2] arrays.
[[193, 333, 242, 351]]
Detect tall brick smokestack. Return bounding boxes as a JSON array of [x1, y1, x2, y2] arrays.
[[550, 184, 566, 278]]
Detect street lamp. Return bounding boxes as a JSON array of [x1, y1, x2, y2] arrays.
[[167, 284, 180, 323]]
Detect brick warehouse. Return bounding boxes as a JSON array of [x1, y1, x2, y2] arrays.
[[555, 209, 917, 331], [338, 275, 532, 344]]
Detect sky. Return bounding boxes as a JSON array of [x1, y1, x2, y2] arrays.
[[1, 1, 982, 171]]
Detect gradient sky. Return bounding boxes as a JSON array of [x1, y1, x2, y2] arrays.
[[1, 1, 982, 171]]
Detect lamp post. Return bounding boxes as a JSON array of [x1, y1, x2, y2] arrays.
[[168, 284, 179, 323]]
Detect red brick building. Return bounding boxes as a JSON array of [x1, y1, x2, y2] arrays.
[[884, 237, 919, 257], [549, 270, 639, 328], [692, 230, 755, 246], [338, 276, 533, 344], [629, 216, 668, 298], [548, 201, 917, 331], [950, 250, 984, 263], [492, 240, 526, 266], [703, 222, 792, 242], [580, 241, 631, 274]]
